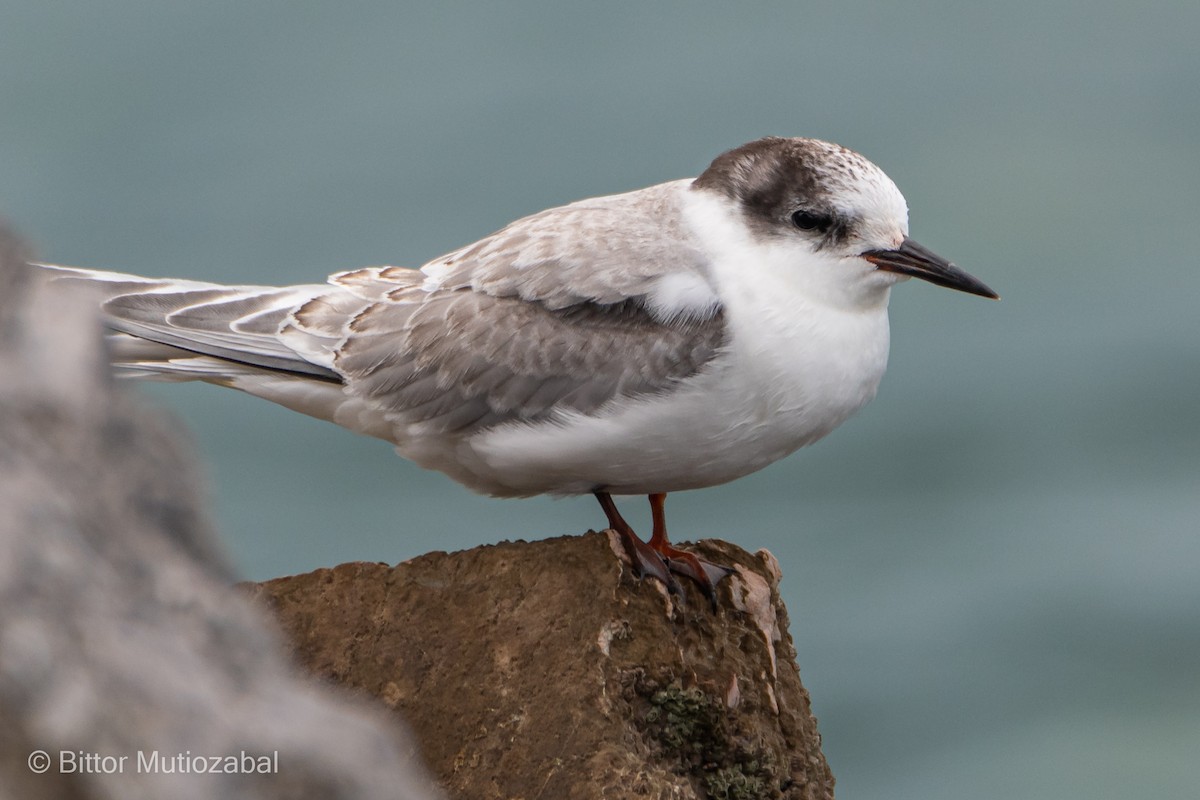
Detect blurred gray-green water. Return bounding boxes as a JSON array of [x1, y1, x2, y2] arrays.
[[2, 2, 1197, 797]]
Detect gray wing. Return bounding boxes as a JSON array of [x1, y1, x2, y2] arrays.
[[327, 283, 726, 433], [35, 179, 727, 437], [317, 180, 728, 433], [420, 179, 713, 310]]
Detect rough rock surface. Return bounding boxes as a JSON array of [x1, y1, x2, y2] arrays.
[[248, 532, 836, 800], [0, 222, 441, 800]]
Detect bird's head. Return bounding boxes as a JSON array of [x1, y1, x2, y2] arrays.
[[691, 137, 998, 307]]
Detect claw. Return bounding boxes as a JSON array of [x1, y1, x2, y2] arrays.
[[594, 490, 734, 610], [660, 548, 734, 610], [614, 526, 682, 595]]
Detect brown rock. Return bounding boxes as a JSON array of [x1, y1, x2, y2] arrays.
[[247, 531, 835, 800]]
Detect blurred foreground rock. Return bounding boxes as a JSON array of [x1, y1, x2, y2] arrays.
[[0, 223, 441, 800], [248, 533, 835, 800]]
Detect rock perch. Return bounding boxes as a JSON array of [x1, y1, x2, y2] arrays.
[[248, 532, 835, 800]]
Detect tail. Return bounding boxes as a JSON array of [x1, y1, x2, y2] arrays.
[[32, 263, 397, 439], [34, 264, 340, 380]]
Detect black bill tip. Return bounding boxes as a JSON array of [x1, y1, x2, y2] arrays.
[[863, 237, 999, 300]]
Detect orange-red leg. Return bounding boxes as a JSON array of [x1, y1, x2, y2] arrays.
[[595, 490, 677, 593], [594, 491, 732, 609], [648, 493, 732, 609]]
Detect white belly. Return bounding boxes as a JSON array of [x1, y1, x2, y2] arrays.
[[435, 298, 891, 497]]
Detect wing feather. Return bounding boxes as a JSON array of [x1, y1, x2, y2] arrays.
[[34, 178, 728, 440], [335, 289, 726, 434], [420, 179, 716, 314]]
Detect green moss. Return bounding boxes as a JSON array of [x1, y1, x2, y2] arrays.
[[640, 683, 779, 800], [645, 685, 723, 762], [705, 765, 771, 800]]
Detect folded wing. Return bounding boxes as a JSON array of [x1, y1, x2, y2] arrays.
[[34, 180, 728, 440]]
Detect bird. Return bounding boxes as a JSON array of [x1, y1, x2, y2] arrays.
[[36, 136, 997, 606]]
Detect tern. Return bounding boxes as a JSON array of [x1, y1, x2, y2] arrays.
[[38, 137, 998, 605]]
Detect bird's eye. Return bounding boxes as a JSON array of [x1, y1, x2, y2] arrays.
[[790, 210, 834, 232]]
